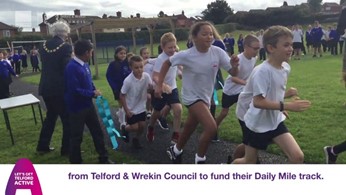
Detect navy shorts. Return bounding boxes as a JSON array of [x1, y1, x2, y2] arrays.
[[313, 42, 322, 48], [243, 122, 289, 150], [126, 112, 146, 125], [152, 88, 180, 111], [221, 93, 239, 109]]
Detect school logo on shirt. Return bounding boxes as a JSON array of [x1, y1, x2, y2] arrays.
[[5, 158, 43, 195]]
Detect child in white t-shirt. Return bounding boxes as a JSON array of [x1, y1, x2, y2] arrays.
[[215, 34, 259, 132], [147, 32, 182, 145], [233, 25, 311, 164], [155, 21, 239, 164], [140, 47, 156, 119], [120, 55, 152, 149]]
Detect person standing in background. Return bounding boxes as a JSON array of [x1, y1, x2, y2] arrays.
[[36, 21, 72, 156], [21, 50, 28, 72]]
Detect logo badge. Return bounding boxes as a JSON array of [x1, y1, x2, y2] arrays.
[[5, 158, 42, 195]]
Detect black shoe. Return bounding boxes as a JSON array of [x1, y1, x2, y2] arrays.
[[157, 117, 169, 130], [324, 146, 337, 164], [121, 124, 129, 143], [227, 155, 233, 164], [36, 147, 55, 154], [132, 138, 143, 149], [211, 133, 220, 143], [99, 159, 115, 164], [166, 145, 182, 164]]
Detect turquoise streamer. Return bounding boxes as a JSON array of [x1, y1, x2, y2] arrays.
[[95, 96, 123, 150], [213, 89, 219, 105]]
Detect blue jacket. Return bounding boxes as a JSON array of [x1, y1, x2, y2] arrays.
[[64, 59, 95, 113], [0, 60, 15, 79], [106, 60, 131, 92]]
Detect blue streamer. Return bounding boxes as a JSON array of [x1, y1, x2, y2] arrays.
[[213, 89, 219, 105], [95, 96, 123, 150]]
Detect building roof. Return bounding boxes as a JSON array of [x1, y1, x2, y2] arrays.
[[323, 2, 340, 6], [0, 21, 18, 30]]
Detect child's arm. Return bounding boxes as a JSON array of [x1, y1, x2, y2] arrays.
[[152, 70, 172, 94], [227, 55, 239, 76], [155, 59, 171, 98], [119, 93, 132, 118], [231, 77, 246, 85], [253, 95, 311, 112]]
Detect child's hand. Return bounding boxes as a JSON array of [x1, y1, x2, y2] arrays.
[[126, 111, 133, 118], [286, 100, 311, 112], [162, 84, 172, 94], [286, 87, 298, 98], [155, 86, 163, 99], [230, 55, 239, 68], [93, 89, 102, 97]]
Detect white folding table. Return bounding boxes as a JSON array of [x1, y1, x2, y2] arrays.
[[0, 94, 43, 145]]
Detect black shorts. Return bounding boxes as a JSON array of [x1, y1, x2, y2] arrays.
[[126, 112, 146, 125], [243, 122, 289, 150], [221, 93, 239, 108], [313, 42, 321, 48], [293, 42, 302, 49], [152, 88, 180, 111], [185, 99, 205, 108], [238, 119, 249, 145]]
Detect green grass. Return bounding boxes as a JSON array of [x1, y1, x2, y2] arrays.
[[3, 39, 346, 164]]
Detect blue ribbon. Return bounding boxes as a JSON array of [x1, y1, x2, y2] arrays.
[[95, 96, 123, 150], [213, 89, 219, 105]]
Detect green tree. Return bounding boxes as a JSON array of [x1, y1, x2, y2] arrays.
[[340, 0, 345, 5], [201, 0, 234, 24], [308, 0, 322, 13]]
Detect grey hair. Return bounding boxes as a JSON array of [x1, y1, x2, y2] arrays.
[[49, 20, 70, 38]]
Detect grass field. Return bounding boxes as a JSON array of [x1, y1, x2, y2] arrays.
[[1, 37, 346, 164]]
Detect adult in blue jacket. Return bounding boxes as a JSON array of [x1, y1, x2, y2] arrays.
[[36, 21, 72, 156]]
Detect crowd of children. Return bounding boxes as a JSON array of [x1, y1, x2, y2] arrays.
[[4, 14, 345, 164]]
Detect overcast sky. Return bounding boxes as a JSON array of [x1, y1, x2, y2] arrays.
[[0, 0, 340, 31]]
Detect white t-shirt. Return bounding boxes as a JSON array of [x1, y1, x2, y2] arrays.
[[170, 45, 231, 106], [223, 53, 256, 96], [153, 52, 177, 89], [144, 58, 156, 78], [243, 61, 290, 133], [121, 72, 152, 115], [292, 29, 303, 43], [236, 65, 260, 121]]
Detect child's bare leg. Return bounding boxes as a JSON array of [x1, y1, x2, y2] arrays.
[[171, 103, 182, 133], [176, 109, 198, 151], [273, 133, 304, 164], [232, 145, 258, 164]]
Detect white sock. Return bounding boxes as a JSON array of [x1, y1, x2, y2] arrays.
[[195, 153, 206, 164], [118, 107, 126, 126], [173, 144, 183, 155]]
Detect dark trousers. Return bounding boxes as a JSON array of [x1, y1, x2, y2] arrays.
[[0, 78, 10, 99], [339, 41, 344, 54], [259, 48, 266, 60], [330, 40, 338, 55], [37, 96, 70, 153], [333, 141, 346, 155], [69, 106, 108, 164], [15, 61, 21, 75]]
